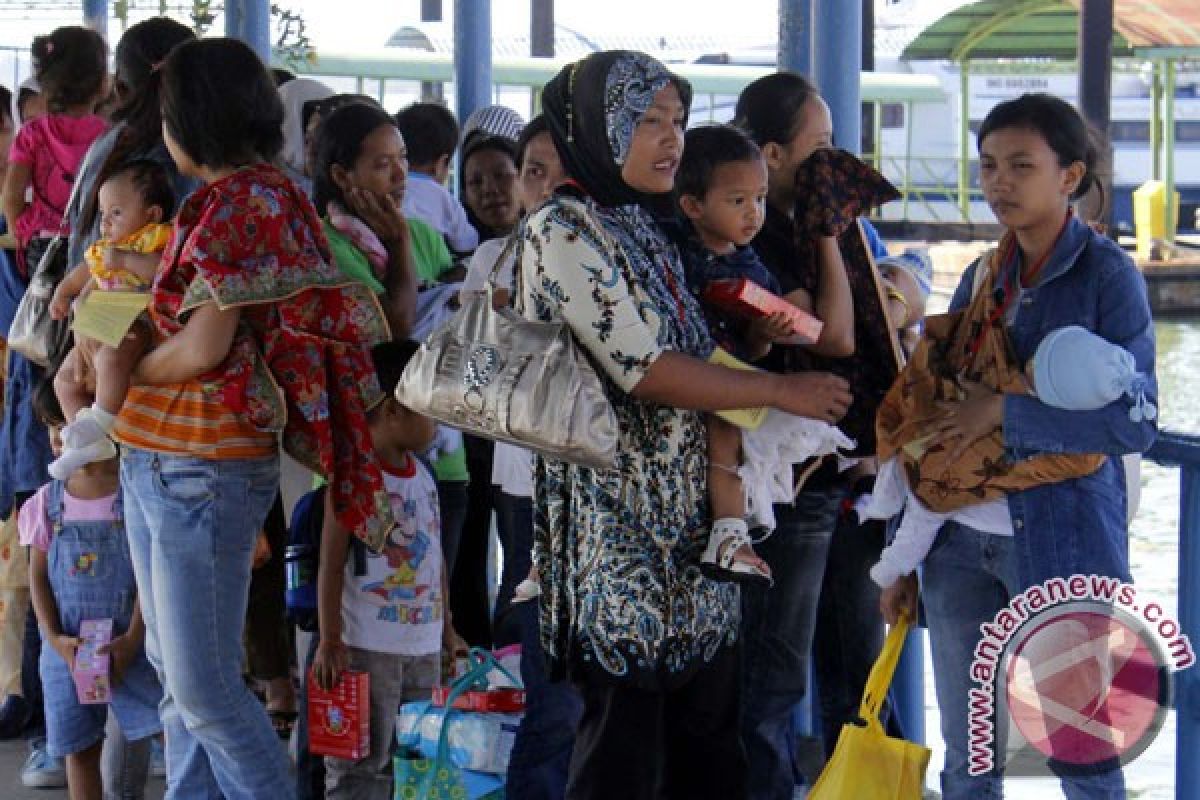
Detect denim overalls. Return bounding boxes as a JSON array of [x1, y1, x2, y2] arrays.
[[39, 481, 162, 758]]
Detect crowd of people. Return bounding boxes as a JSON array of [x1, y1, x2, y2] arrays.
[[0, 17, 1157, 800]]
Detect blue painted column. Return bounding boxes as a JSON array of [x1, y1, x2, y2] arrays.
[[812, 0, 862, 154], [1176, 458, 1200, 795], [778, 0, 812, 75], [454, 0, 493, 125], [225, 0, 272, 65], [82, 0, 107, 36]]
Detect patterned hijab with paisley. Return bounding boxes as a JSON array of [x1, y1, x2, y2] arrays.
[[542, 50, 693, 210]]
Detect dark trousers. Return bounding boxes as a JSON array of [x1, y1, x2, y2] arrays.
[[492, 490, 532, 648], [740, 490, 840, 800], [566, 644, 746, 800], [245, 494, 292, 682], [507, 600, 582, 800], [494, 492, 582, 800], [813, 499, 903, 756], [450, 434, 495, 648], [295, 636, 324, 800], [436, 480, 468, 577]]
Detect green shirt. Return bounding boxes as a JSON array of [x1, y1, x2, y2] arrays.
[[323, 216, 455, 291], [323, 216, 466, 482], [408, 216, 455, 284]]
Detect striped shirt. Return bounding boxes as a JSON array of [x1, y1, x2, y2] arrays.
[[115, 380, 275, 460]]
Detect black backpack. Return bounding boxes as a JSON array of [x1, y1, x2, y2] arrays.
[[285, 485, 366, 633]]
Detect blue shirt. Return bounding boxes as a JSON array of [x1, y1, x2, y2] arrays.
[[950, 216, 1157, 587]]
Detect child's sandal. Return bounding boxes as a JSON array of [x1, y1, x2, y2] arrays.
[[701, 518, 773, 586]]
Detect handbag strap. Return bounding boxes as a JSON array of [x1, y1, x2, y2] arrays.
[[858, 614, 911, 726], [409, 647, 523, 765]]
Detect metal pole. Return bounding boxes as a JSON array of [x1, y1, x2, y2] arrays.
[[1151, 61, 1163, 182], [1165, 59, 1177, 243], [1177, 461, 1200, 797], [1077, 0, 1113, 229], [812, 0, 861, 154], [454, 0, 493, 125], [778, 0, 812, 76], [531, 0, 554, 58], [225, 0, 271, 64], [959, 61, 971, 221], [82, 0, 108, 37]]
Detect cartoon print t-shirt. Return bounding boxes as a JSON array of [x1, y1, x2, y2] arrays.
[[340, 455, 443, 656]]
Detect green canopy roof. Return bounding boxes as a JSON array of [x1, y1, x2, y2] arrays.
[[901, 0, 1200, 62]]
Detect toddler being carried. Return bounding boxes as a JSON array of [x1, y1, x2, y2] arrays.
[[48, 160, 173, 479]]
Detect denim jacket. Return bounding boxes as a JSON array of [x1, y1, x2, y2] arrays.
[[949, 215, 1157, 587]]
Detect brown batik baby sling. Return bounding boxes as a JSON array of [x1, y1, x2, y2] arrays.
[[875, 242, 1106, 513]]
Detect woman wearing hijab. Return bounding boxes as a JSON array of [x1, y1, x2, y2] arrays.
[[278, 77, 333, 194], [517, 51, 852, 799]]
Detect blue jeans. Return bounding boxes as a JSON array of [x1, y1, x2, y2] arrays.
[[494, 492, 582, 800], [739, 490, 839, 800], [813, 499, 902, 754], [121, 448, 293, 800], [922, 522, 1125, 800]]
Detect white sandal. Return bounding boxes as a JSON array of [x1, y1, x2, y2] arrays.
[[701, 518, 773, 586]]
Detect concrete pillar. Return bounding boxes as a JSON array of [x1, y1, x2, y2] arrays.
[[82, 0, 108, 37], [812, 0, 862, 154], [778, 0, 812, 75], [454, 0, 493, 123], [225, 0, 272, 65]]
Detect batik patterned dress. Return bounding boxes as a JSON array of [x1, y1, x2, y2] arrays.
[[517, 192, 739, 691]]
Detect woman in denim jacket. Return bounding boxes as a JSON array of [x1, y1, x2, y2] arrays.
[[883, 93, 1156, 800]]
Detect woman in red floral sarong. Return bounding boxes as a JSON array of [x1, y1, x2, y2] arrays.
[[113, 38, 390, 799]]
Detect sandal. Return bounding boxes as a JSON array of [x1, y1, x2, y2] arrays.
[[701, 518, 773, 586], [268, 710, 298, 741]]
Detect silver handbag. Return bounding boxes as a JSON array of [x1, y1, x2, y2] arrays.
[[395, 236, 619, 470]]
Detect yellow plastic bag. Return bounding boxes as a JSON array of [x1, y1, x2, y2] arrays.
[[807, 616, 931, 799]]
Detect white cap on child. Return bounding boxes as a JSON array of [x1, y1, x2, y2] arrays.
[[1032, 325, 1156, 421]]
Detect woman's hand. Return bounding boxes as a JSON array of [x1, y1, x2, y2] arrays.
[[929, 379, 1003, 462], [312, 639, 349, 692], [771, 371, 853, 423], [346, 187, 409, 246], [880, 572, 918, 626], [49, 282, 75, 320]]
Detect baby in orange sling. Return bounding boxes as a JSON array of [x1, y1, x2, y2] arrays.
[[47, 160, 174, 479]]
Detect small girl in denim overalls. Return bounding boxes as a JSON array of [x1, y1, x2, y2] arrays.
[[20, 383, 161, 799]]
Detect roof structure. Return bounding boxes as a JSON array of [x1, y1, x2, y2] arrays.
[[901, 0, 1200, 62]]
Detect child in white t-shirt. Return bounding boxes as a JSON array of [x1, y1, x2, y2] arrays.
[[311, 339, 462, 798]]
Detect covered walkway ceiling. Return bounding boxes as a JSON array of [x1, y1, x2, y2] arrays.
[[901, 0, 1200, 62]]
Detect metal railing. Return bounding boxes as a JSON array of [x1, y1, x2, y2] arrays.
[[888, 430, 1200, 797]]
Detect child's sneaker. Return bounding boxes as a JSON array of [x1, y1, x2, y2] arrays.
[[48, 436, 118, 480], [149, 736, 166, 778], [20, 739, 67, 788], [700, 518, 772, 586]]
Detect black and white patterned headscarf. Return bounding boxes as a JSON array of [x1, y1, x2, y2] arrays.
[[541, 50, 692, 209]]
